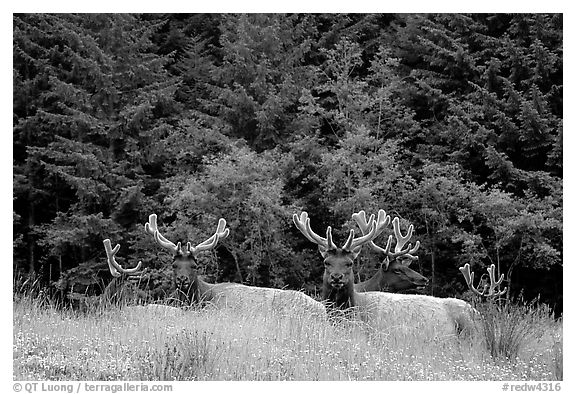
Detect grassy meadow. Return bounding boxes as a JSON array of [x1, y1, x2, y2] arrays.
[[13, 294, 562, 381]]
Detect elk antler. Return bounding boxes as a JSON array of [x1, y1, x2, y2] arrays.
[[352, 210, 419, 270], [293, 211, 379, 255], [186, 218, 230, 255], [144, 214, 179, 254], [342, 209, 387, 252], [389, 217, 420, 260], [293, 212, 337, 252], [351, 210, 391, 238], [103, 239, 143, 278], [144, 214, 229, 256], [459, 263, 507, 298]]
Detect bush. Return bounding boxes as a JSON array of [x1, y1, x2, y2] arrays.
[[475, 300, 558, 362]]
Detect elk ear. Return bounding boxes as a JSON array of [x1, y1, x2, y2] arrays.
[[318, 245, 330, 258], [402, 258, 414, 267], [380, 256, 390, 271]]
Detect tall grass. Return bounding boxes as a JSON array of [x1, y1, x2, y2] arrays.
[[13, 294, 562, 381], [473, 300, 563, 380]]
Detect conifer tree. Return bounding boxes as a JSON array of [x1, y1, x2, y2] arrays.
[[13, 14, 180, 284]]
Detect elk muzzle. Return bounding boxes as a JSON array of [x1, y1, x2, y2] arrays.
[[175, 274, 192, 287], [330, 273, 345, 288], [417, 277, 429, 288]]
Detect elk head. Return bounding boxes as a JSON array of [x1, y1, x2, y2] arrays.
[[352, 210, 428, 292], [459, 263, 507, 300], [143, 214, 229, 293], [293, 211, 380, 308], [102, 239, 150, 304], [103, 239, 144, 278]]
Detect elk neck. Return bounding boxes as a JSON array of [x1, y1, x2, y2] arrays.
[[322, 278, 356, 310], [173, 275, 216, 305], [195, 276, 216, 302], [354, 269, 384, 292]]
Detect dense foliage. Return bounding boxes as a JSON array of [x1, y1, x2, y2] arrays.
[[13, 14, 562, 314]]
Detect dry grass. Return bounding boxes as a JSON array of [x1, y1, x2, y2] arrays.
[[13, 295, 562, 381]]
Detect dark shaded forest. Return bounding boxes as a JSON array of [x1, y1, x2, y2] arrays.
[[13, 14, 563, 314]]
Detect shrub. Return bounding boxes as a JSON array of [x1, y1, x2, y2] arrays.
[[475, 300, 557, 361]]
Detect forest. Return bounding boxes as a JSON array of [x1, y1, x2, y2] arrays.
[[13, 13, 563, 315]]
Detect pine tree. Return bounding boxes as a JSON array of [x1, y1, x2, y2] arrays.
[[200, 14, 318, 150], [13, 14, 180, 287]]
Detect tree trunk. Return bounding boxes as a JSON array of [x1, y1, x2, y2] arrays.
[[496, 246, 502, 306], [431, 250, 436, 296], [25, 122, 36, 274], [230, 249, 243, 282], [505, 236, 524, 304], [27, 199, 35, 274], [505, 259, 520, 304], [505, 264, 514, 304]]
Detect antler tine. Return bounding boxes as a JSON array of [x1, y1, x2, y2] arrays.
[[374, 234, 395, 270], [293, 211, 332, 250], [143, 213, 157, 236], [145, 214, 171, 245], [293, 212, 316, 244], [459, 263, 506, 298], [198, 218, 230, 246], [191, 234, 219, 254], [487, 264, 507, 297], [191, 218, 230, 254], [351, 209, 393, 255], [479, 273, 490, 294], [352, 210, 391, 236], [459, 263, 484, 297], [401, 241, 421, 262], [144, 214, 178, 254], [325, 226, 338, 250], [305, 217, 333, 249], [193, 218, 230, 251], [348, 216, 379, 251], [351, 210, 371, 233], [375, 209, 392, 233], [103, 239, 143, 278], [216, 218, 230, 239], [383, 235, 393, 255], [392, 217, 412, 252], [342, 228, 356, 251], [387, 217, 420, 261]]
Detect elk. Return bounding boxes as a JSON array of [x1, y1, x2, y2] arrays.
[[351, 210, 428, 293], [102, 240, 192, 315], [294, 210, 477, 337], [352, 209, 480, 334], [292, 211, 380, 310], [102, 239, 151, 305], [102, 214, 229, 306], [459, 263, 507, 300], [104, 214, 326, 318], [141, 213, 232, 305]]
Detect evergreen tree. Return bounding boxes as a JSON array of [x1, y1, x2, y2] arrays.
[[13, 14, 180, 285], [201, 14, 318, 150], [12, 14, 562, 313]]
